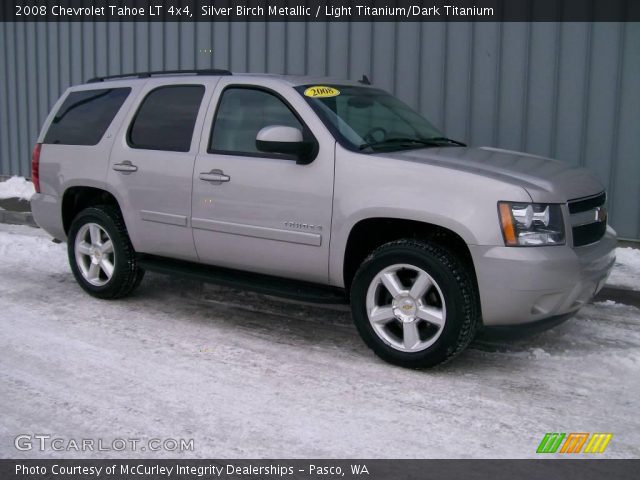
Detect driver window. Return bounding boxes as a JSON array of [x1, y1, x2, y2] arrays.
[[209, 87, 303, 155]]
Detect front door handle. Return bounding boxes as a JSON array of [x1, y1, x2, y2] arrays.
[[112, 161, 138, 174], [199, 169, 230, 184]]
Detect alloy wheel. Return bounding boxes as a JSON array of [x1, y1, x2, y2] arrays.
[[365, 263, 447, 352], [74, 222, 116, 287]]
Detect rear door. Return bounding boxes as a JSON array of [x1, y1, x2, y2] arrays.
[[109, 80, 214, 261], [191, 79, 336, 284]]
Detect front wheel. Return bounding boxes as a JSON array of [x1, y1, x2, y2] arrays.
[[68, 206, 144, 299], [350, 239, 479, 368]]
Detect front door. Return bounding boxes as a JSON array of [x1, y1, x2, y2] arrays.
[[191, 81, 335, 284]]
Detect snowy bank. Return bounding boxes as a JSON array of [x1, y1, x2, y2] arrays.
[[1, 223, 639, 459], [608, 247, 640, 290], [0, 176, 35, 201]]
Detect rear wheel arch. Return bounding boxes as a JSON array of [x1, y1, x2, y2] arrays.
[[62, 186, 125, 235], [67, 205, 144, 299]]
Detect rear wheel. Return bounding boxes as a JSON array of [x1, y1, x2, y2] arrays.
[[68, 206, 144, 299], [350, 239, 479, 368]]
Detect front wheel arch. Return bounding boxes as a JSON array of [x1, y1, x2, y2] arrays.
[[342, 217, 478, 297]]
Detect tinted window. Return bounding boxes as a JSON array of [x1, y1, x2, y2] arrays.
[[44, 88, 130, 145], [297, 85, 442, 152], [129, 85, 205, 152], [210, 88, 302, 154]]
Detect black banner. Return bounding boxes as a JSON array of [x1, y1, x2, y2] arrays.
[[1, 459, 638, 480], [2, 0, 639, 22]]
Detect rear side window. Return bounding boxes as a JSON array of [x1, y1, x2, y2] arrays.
[[44, 88, 131, 145], [128, 85, 205, 152]]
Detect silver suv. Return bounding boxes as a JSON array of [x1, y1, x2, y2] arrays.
[[30, 70, 616, 368]]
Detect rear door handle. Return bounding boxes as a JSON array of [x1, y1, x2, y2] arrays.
[[112, 161, 138, 174], [199, 169, 230, 183]]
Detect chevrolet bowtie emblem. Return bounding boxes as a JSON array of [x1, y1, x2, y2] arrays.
[[595, 206, 607, 222]]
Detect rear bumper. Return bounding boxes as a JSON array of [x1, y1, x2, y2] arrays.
[[30, 193, 66, 241], [470, 226, 616, 326]]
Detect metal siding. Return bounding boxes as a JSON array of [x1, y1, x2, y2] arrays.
[[371, 23, 395, 93], [555, 23, 588, 168], [84, 21, 93, 75], [498, 22, 529, 151], [0, 23, 9, 175], [265, 23, 284, 73], [247, 22, 266, 72], [6, 22, 20, 175], [583, 23, 622, 188], [419, 23, 447, 129], [306, 23, 327, 76], [286, 23, 306, 74], [349, 23, 372, 80], [611, 21, 640, 238], [395, 22, 420, 108], [327, 22, 349, 78], [121, 23, 135, 72], [469, 22, 500, 146], [525, 22, 557, 157], [444, 22, 473, 141], [0, 21, 638, 239], [229, 22, 247, 72]]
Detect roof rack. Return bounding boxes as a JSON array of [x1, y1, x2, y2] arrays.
[[87, 69, 232, 83]]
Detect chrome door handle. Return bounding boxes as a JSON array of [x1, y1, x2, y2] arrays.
[[199, 169, 230, 183], [112, 161, 138, 174]]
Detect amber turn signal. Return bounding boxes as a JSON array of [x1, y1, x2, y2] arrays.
[[498, 202, 518, 246]]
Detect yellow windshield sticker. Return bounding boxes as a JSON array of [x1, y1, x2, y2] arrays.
[[304, 86, 340, 98]]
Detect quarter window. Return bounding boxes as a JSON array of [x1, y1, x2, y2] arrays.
[[44, 88, 131, 146], [209, 88, 303, 155], [129, 85, 205, 152]]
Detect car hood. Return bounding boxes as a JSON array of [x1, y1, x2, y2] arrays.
[[378, 146, 604, 203]]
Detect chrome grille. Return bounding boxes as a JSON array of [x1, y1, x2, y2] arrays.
[[568, 192, 607, 247]]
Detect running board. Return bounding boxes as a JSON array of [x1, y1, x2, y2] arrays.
[[137, 254, 348, 305]]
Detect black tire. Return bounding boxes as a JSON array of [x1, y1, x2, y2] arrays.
[[67, 205, 144, 299], [350, 239, 479, 368]]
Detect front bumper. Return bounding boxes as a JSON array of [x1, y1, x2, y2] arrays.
[[469, 226, 616, 326]]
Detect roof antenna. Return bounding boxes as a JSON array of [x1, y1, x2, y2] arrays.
[[359, 74, 371, 85]]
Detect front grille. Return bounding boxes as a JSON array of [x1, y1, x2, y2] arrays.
[[572, 221, 607, 247], [568, 191, 606, 214], [568, 192, 607, 247]]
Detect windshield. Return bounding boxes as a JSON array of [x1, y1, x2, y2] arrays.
[[297, 85, 460, 152]]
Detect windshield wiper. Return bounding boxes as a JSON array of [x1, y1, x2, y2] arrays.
[[359, 136, 466, 151], [425, 136, 467, 147], [358, 137, 438, 151]]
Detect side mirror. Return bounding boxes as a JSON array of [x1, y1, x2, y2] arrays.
[[256, 125, 314, 164]]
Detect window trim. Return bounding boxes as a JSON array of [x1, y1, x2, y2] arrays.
[[126, 84, 206, 153], [207, 85, 319, 162], [43, 87, 132, 146]]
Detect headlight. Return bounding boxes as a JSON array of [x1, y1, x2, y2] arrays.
[[498, 202, 565, 246]]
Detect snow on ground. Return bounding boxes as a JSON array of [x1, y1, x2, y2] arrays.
[[608, 247, 640, 290], [0, 176, 35, 201], [0, 224, 639, 459]]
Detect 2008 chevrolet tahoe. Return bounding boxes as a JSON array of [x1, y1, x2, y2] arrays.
[[30, 70, 616, 367]]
